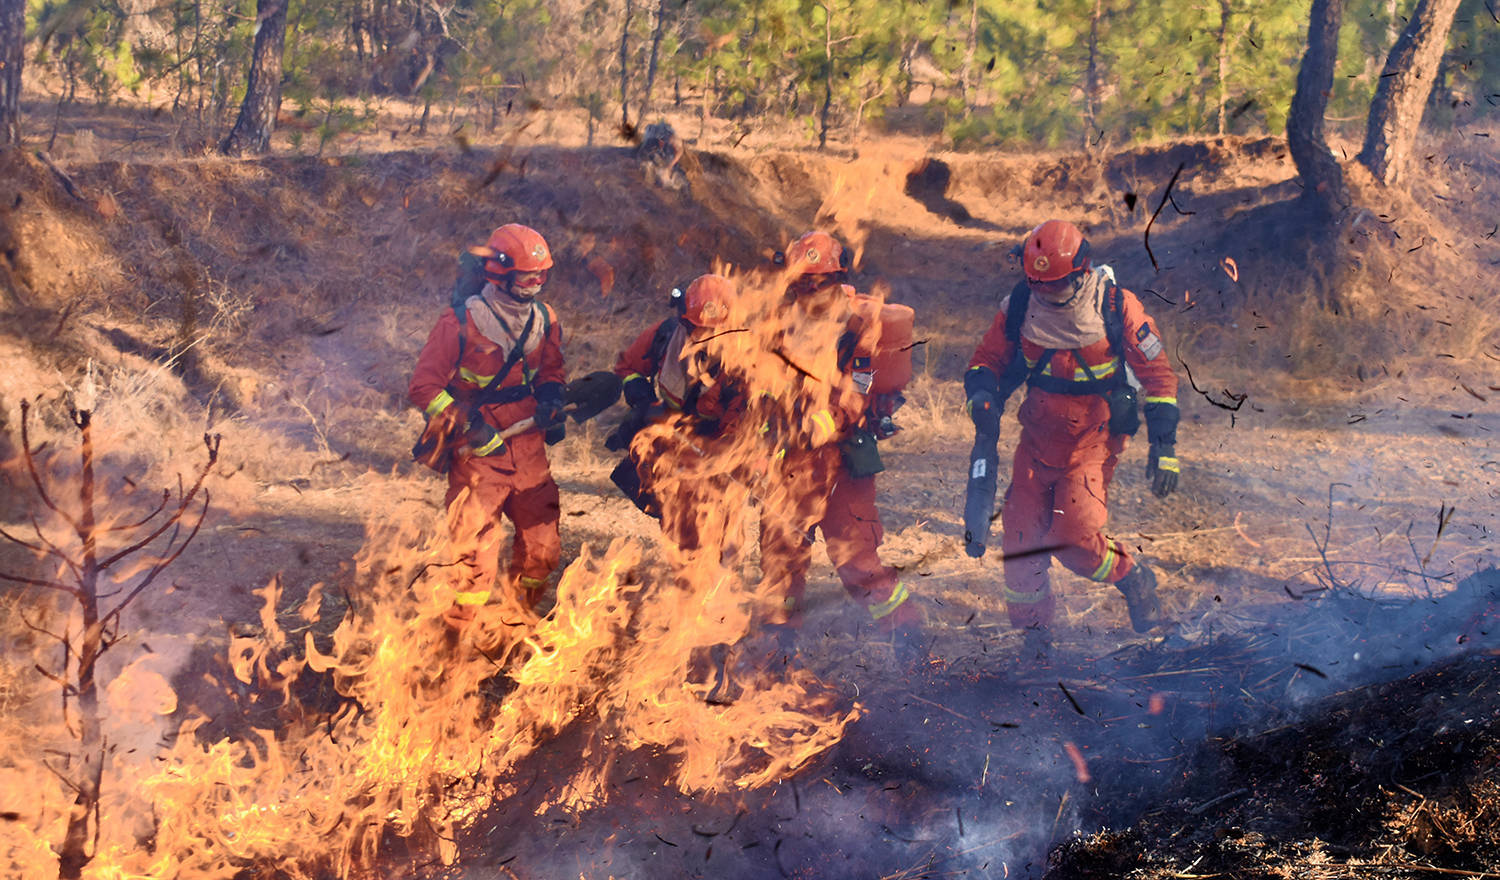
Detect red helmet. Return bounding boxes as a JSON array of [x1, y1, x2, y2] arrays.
[[682, 274, 735, 327], [1021, 220, 1090, 283], [483, 223, 553, 279], [784, 231, 848, 277]]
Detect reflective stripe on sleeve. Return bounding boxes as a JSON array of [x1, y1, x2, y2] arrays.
[[472, 432, 505, 456], [453, 589, 491, 606], [1143, 396, 1177, 406], [425, 390, 455, 417], [810, 409, 837, 442]]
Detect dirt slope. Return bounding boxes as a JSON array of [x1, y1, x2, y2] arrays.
[[1, 128, 1499, 879]]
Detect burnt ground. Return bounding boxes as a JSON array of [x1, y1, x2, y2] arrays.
[[2, 101, 1500, 880]]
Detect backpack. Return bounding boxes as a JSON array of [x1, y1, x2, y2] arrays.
[[996, 274, 1140, 435]]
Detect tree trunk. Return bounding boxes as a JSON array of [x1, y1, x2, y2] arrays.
[[1356, 0, 1463, 184], [960, 0, 977, 113], [618, 0, 635, 130], [1216, 0, 1233, 135], [1085, 0, 1102, 148], [56, 415, 102, 880], [0, 0, 23, 147], [639, 0, 670, 124], [219, 0, 289, 155], [1287, 0, 1349, 218], [818, 1, 833, 150]]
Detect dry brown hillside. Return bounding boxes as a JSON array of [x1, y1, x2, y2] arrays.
[[1, 119, 1498, 880]]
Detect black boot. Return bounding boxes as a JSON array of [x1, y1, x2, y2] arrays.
[[1020, 625, 1052, 663], [1115, 560, 1164, 633], [703, 642, 738, 705]]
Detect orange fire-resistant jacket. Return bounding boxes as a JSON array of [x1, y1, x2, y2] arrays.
[[967, 285, 1177, 458], [613, 318, 743, 426], [409, 303, 565, 482]]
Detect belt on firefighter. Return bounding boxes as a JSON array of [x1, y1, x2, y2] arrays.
[[1027, 373, 1118, 396]]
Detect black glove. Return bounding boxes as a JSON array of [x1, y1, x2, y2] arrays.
[[967, 389, 1001, 436], [533, 382, 566, 430], [1148, 443, 1179, 498], [622, 375, 657, 410], [964, 367, 1002, 435], [1143, 401, 1180, 448], [464, 421, 505, 456], [605, 406, 649, 452]]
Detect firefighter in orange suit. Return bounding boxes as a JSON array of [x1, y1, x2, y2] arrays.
[[607, 273, 745, 551], [757, 231, 922, 660], [409, 223, 567, 625], [965, 220, 1178, 648]]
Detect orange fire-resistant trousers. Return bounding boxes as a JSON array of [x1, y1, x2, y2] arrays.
[[758, 445, 915, 631], [446, 453, 561, 608], [999, 427, 1133, 629]]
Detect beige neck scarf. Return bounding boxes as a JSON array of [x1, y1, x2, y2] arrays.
[[1020, 267, 1109, 350], [466, 284, 543, 357]]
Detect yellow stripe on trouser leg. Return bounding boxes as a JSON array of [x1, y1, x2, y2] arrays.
[[868, 582, 910, 620], [1091, 543, 1119, 582], [453, 589, 491, 605], [1003, 585, 1051, 604]]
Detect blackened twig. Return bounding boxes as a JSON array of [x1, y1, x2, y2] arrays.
[[1144, 162, 1187, 271]]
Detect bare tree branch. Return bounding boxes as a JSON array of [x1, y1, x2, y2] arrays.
[[18, 401, 78, 530]]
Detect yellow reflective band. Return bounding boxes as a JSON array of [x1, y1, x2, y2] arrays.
[[624, 372, 646, 385], [425, 390, 455, 417], [517, 576, 546, 589], [868, 582, 910, 620], [816, 410, 840, 440], [1157, 456, 1180, 474], [1073, 357, 1120, 381], [458, 367, 496, 385], [473, 433, 505, 456], [773, 448, 787, 461], [1091, 543, 1118, 581], [453, 589, 491, 606], [1144, 396, 1177, 406], [1003, 585, 1051, 604]]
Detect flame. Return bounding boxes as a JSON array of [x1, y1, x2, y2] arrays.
[[3, 217, 903, 877]]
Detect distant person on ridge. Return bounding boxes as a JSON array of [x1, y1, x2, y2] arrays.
[[963, 219, 1180, 655], [409, 223, 568, 628]]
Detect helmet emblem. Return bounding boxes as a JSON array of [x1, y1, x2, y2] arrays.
[[531, 243, 548, 260], [1033, 255, 1050, 273], [805, 248, 820, 264]]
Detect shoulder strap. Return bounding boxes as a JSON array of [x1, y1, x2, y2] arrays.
[[1004, 281, 1031, 342], [464, 305, 538, 410], [1102, 283, 1126, 360], [648, 317, 680, 373]]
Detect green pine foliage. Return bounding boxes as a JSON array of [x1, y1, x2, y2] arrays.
[[15, 0, 1498, 151]]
